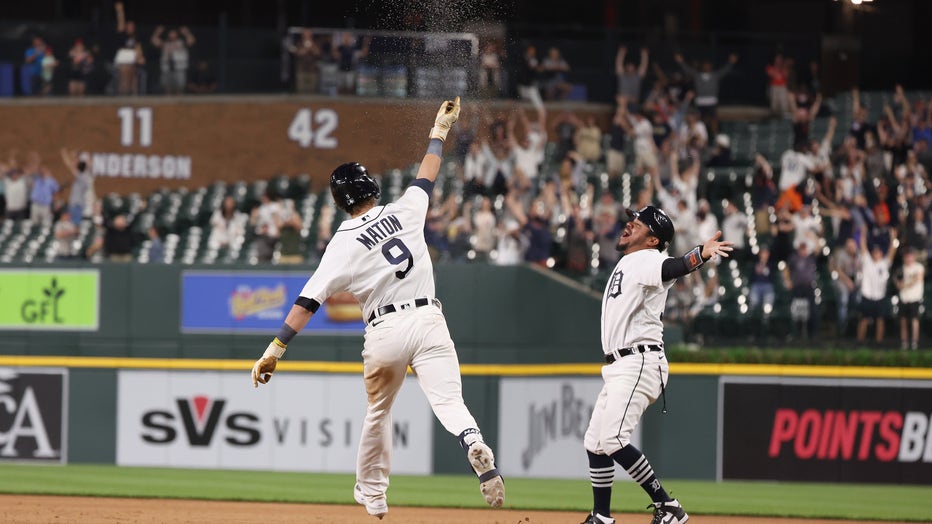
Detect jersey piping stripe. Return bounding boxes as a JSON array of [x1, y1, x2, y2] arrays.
[[613, 353, 645, 451], [1, 356, 931, 379], [336, 206, 388, 232]]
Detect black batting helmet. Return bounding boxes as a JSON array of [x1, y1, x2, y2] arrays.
[[330, 162, 380, 213], [626, 205, 675, 250]]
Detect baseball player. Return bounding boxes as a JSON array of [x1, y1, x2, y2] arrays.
[[581, 206, 732, 524], [250, 97, 504, 519]]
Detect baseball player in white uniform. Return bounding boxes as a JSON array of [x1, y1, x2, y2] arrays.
[[251, 97, 505, 519], [581, 206, 732, 524]]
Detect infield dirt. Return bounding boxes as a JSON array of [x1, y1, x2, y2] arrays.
[[0, 495, 904, 523]]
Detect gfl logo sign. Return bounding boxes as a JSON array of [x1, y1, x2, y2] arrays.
[[141, 396, 260, 446]]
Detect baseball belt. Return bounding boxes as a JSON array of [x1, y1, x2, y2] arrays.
[[604, 344, 663, 364], [367, 297, 441, 324]]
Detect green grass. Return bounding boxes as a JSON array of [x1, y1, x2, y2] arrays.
[[2, 464, 930, 521]]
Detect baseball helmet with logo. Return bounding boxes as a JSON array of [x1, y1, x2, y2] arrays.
[[626, 205, 675, 250], [330, 162, 381, 213]]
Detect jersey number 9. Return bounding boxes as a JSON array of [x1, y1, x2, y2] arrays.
[[382, 238, 414, 279]]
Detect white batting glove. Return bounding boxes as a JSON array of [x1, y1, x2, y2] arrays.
[[251, 340, 285, 388], [429, 96, 461, 142]]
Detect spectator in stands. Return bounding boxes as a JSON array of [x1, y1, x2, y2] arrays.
[[67, 39, 94, 96], [508, 196, 552, 266], [102, 214, 135, 262], [857, 229, 898, 345], [793, 204, 823, 251], [830, 237, 861, 334], [316, 204, 334, 257], [480, 138, 512, 197], [783, 240, 819, 340], [721, 201, 748, 257], [278, 199, 304, 264], [695, 199, 719, 246], [39, 46, 58, 95], [607, 99, 628, 178], [903, 206, 929, 261], [678, 108, 709, 156], [790, 92, 823, 146], [187, 60, 218, 94], [335, 33, 369, 95], [627, 108, 657, 177], [151, 26, 196, 95], [23, 36, 47, 96], [849, 88, 875, 150], [674, 52, 737, 135], [896, 248, 925, 350], [147, 225, 164, 263], [30, 166, 59, 226], [471, 197, 496, 260], [770, 204, 796, 263], [53, 210, 79, 260], [463, 141, 487, 198], [515, 45, 543, 110], [615, 46, 648, 111], [539, 47, 571, 101], [552, 111, 578, 164], [288, 29, 321, 94], [706, 134, 734, 167], [590, 195, 622, 270], [4, 168, 28, 221], [574, 116, 602, 165], [251, 188, 283, 263], [777, 141, 816, 213], [479, 41, 504, 98], [749, 247, 775, 313], [766, 54, 790, 118], [114, 1, 145, 95], [208, 195, 247, 250], [61, 148, 94, 225], [508, 108, 547, 184]]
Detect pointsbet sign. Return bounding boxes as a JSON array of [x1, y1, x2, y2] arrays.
[[720, 377, 932, 484], [0, 270, 99, 330]]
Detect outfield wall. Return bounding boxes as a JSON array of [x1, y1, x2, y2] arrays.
[[2, 263, 931, 484]]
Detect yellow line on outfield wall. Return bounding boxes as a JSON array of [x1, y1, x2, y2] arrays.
[[1, 355, 931, 379]]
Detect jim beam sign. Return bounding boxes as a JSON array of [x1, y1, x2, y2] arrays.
[[0, 368, 67, 463]]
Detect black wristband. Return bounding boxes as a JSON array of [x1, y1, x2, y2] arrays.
[[276, 323, 297, 346]]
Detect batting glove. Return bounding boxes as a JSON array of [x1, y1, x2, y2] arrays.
[[429, 96, 461, 142], [251, 339, 285, 388]]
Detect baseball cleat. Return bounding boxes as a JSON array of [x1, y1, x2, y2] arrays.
[[354, 483, 388, 520], [649, 499, 688, 524], [467, 442, 505, 508]]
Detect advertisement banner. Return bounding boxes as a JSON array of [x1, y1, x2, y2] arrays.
[[0, 368, 67, 463], [720, 377, 932, 484], [498, 377, 641, 479], [116, 371, 432, 473], [181, 272, 365, 333], [0, 270, 99, 330]]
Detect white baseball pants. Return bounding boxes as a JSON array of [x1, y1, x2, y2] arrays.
[[584, 351, 669, 456], [355, 304, 478, 498]]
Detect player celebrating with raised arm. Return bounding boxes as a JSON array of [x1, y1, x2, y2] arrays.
[[251, 97, 504, 519], [581, 206, 732, 524]]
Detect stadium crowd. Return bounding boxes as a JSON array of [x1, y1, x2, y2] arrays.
[[6, 19, 931, 348]]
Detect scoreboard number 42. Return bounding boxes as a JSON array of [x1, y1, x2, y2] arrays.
[[288, 108, 338, 149]]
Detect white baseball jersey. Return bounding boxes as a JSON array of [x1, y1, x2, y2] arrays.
[[299, 184, 434, 319], [859, 253, 890, 301], [601, 248, 675, 353]]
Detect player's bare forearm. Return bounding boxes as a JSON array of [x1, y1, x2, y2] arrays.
[[283, 304, 314, 334], [416, 150, 442, 183]]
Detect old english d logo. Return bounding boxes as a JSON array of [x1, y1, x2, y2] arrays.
[[608, 270, 624, 298]]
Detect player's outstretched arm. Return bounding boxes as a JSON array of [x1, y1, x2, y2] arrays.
[[251, 303, 314, 387], [415, 97, 461, 184], [660, 230, 734, 281]]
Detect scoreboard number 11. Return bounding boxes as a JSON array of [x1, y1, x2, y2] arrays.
[[288, 108, 338, 149]]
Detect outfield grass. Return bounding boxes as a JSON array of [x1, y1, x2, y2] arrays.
[[2, 464, 929, 521]]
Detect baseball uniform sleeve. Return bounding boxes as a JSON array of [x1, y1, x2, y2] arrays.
[[298, 239, 352, 305], [639, 251, 667, 288], [394, 183, 431, 222]]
